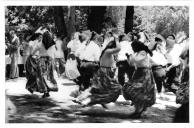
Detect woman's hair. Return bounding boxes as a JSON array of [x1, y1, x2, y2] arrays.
[[90, 31, 98, 41], [79, 35, 86, 43], [131, 40, 153, 56], [42, 31, 55, 50], [29, 33, 42, 41], [100, 39, 116, 59], [119, 34, 125, 42], [152, 37, 163, 51], [56, 32, 62, 38], [155, 37, 162, 42]]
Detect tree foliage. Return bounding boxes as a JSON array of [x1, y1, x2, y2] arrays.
[[5, 6, 89, 38], [134, 6, 189, 38], [6, 6, 54, 31], [5, 6, 189, 40]]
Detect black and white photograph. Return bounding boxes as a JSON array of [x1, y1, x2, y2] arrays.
[[4, 5, 190, 124]]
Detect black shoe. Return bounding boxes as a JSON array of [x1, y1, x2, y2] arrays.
[[49, 87, 58, 92], [101, 104, 108, 109], [42, 93, 50, 98], [28, 89, 33, 94]]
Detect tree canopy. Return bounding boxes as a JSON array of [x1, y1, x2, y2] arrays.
[[5, 6, 189, 40], [134, 6, 189, 38]]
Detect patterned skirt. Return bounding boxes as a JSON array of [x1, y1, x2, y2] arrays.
[[85, 67, 122, 105], [54, 58, 66, 75], [176, 66, 189, 104], [25, 55, 58, 93], [122, 67, 156, 108]]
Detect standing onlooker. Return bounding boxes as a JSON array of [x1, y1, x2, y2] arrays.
[[117, 34, 134, 86], [8, 30, 20, 79], [165, 34, 184, 93], [54, 33, 66, 77], [74, 33, 88, 59], [67, 32, 81, 55], [62, 36, 68, 61], [22, 34, 31, 75], [65, 32, 82, 80], [151, 35, 168, 96]]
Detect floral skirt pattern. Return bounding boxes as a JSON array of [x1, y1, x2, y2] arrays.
[[86, 67, 122, 105], [25, 55, 58, 93], [122, 68, 156, 108]]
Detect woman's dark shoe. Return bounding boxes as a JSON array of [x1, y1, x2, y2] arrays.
[[42, 92, 50, 98], [101, 104, 108, 109], [72, 99, 82, 105], [49, 86, 58, 92], [28, 88, 33, 94]]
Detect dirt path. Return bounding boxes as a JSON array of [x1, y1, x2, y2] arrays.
[[6, 77, 180, 123]]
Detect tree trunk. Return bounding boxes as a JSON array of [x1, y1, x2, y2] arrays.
[[87, 6, 106, 34], [106, 6, 126, 33], [125, 6, 134, 33], [67, 6, 76, 39], [53, 6, 67, 37]]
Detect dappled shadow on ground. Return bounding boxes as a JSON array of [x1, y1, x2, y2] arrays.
[[8, 94, 79, 123], [8, 92, 178, 123], [69, 104, 177, 123]]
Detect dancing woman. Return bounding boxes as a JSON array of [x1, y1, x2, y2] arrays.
[[54, 33, 66, 77], [25, 30, 58, 98], [8, 30, 20, 79], [73, 35, 122, 106], [174, 41, 189, 123], [123, 40, 156, 118]]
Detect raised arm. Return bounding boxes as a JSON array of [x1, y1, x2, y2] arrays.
[[105, 37, 121, 54]]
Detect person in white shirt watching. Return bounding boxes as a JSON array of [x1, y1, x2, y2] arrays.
[[165, 34, 187, 93], [76, 31, 101, 91], [151, 35, 168, 96], [117, 33, 134, 86], [54, 33, 66, 77]]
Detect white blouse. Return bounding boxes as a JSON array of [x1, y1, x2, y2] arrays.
[[151, 50, 168, 66]]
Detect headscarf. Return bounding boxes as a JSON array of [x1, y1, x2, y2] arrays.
[[42, 31, 55, 50], [131, 40, 153, 56]]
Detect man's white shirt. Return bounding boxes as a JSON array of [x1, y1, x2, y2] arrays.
[[117, 40, 134, 61], [151, 50, 168, 66], [79, 41, 101, 61], [67, 39, 81, 53]]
